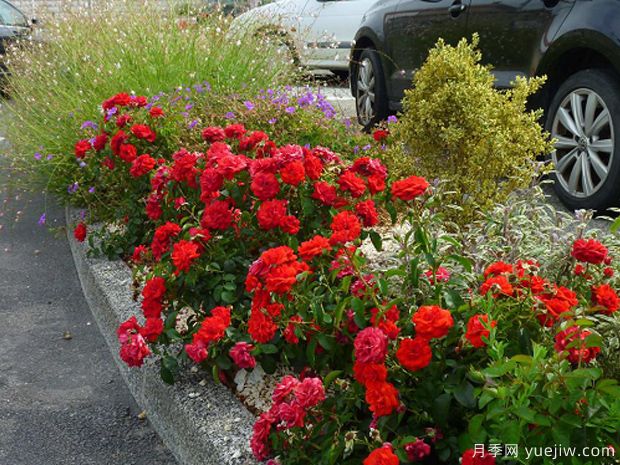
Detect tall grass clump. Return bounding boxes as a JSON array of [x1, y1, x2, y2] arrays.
[[2, 0, 296, 193]]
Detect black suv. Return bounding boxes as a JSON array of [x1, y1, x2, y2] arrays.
[[351, 0, 620, 211]]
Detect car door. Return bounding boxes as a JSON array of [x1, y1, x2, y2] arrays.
[[466, 0, 575, 87], [386, 0, 470, 103]]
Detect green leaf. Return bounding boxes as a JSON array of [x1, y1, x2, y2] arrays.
[[369, 230, 383, 251], [454, 381, 476, 409], [433, 393, 452, 425], [446, 254, 473, 272], [261, 344, 279, 354], [468, 414, 486, 443], [160, 365, 174, 385], [610, 215, 620, 233], [324, 370, 342, 387], [215, 354, 232, 370], [443, 289, 464, 309], [317, 333, 335, 352]]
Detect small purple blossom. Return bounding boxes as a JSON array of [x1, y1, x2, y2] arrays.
[[67, 182, 79, 194], [353, 146, 360, 155], [285, 106, 296, 114], [362, 144, 372, 151], [37, 213, 46, 226], [80, 120, 99, 130], [387, 115, 398, 124], [79, 210, 87, 220], [34, 152, 42, 160], [244, 101, 255, 111], [225, 112, 236, 120], [46, 154, 54, 160], [185, 103, 193, 110], [78, 161, 87, 168], [188, 120, 199, 129], [343, 118, 352, 129], [268, 118, 277, 125], [88, 187, 95, 194]]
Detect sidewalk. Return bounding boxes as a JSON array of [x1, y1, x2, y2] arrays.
[[0, 177, 176, 465]]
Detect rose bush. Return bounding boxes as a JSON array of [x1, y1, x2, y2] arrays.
[[64, 93, 619, 464]]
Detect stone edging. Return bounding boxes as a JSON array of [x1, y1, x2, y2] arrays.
[[66, 208, 259, 465]]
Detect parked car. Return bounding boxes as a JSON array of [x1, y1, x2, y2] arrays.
[[0, 0, 32, 77], [232, 0, 377, 76], [351, 0, 620, 211]]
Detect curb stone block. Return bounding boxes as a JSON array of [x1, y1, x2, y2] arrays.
[[66, 208, 259, 465]]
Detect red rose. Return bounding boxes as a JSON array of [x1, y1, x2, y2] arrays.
[[591, 284, 619, 314], [139, 317, 164, 342], [251, 171, 281, 201], [391, 175, 429, 200], [280, 160, 306, 186], [102, 92, 131, 110], [92, 133, 108, 152], [151, 222, 181, 260], [265, 264, 302, 294], [462, 448, 496, 465], [311, 181, 338, 206], [355, 199, 379, 227], [571, 238, 608, 264], [224, 123, 246, 139], [229, 342, 256, 369], [294, 377, 325, 408], [129, 154, 156, 177], [353, 362, 387, 387], [483, 261, 514, 278], [304, 154, 323, 180], [149, 106, 164, 118], [250, 411, 275, 461], [479, 275, 514, 297], [405, 439, 431, 462], [330, 211, 362, 245], [194, 306, 231, 344], [412, 305, 454, 339], [115, 114, 132, 128], [337, 171, 367, 198], [280, 215, 300, 235], [465, 314, 496, 348], [110, 130, 128, 155], [354, 327, 388, 364], [202, 200, 233, 230], [74, 139, 91, 159], [370, 305, 400, 339], [216, 154, 248, 180], [554, 326, 600, 364], [372, 129, 389, 142], [201, 126, 226, 143], [185, 340, 208, 364], [368, 174, 386, 194], [119, 333, 150, 367], [248, 308, 277, 343], [130, 124, 156, 143], [73, 222, 87, 242], [170, 150, 199, 187], [298, 235, 331, 261], [131, 245, 148, 263], [257, 199, 287, 230], [145, 194, 162, 220], [200, 168, 224, 197], [171, 240, 201, 273], [396, 337, 432, 371], [364, 445, 399, 465], [118, 143, 137, 163], [365, 381, 399, 417]]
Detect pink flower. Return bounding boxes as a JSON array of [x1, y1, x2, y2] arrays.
[[119, 333, 150, 367], [274, 401, 306, 428], [229, 342, 256, 369], [185, 340, 208, 363], [354, 327, 388, 364], [272, 375, 301, 404], [405, 438, 431, 462], [294, 377, 325, 409], [251, 411, 275, 461]]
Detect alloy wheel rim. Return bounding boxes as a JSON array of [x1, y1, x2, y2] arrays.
[[356, 57, 376, 126], [551, 88, 615, 198]]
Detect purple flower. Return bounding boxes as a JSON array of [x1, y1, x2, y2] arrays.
[[244, 101, 255, 111], [387, 115, 398, 124], [67, 182, 79, 194], [185, 103, 193, 111], [34, 152, 42, 160], [79, 210, 87, 220], [225, 112, 236, 120], [285, 106, 296, 114], [353, 146, 360, 154], [37, 213, 46, 226], [46, 154, 54, 160], [362, 144, 372, 151], [188, 119, 199, 129], [78, 161, 87, 168], [268, 118, 277, 125], [343, 118, 352, 129], [80, 120, 98, 130], [88, 186, 95, 193]]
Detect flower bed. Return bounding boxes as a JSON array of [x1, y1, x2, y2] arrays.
[[59, 91, 620, 465]]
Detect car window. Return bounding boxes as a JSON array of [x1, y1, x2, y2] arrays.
[[0, 0, 27, 27]]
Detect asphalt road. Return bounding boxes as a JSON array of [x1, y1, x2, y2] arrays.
[[0, 167, 176, 463]]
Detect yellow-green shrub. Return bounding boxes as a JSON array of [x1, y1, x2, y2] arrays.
[[385, 35, 554, 224]]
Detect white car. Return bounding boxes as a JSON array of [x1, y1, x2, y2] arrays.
[[233, 0, 377, 76]]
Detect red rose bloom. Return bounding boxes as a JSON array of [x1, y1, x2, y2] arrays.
[[462, 448, 496, 465], [337, 171, 367, 198], [224, 123, 247, 139], [365, 381, 400, 417], [251, 171, 281, 201], [412, 305, 454, 339], [304, 154, 323, 180], [368, 174, 386, 194], [151, 222, 181, 260], [250, 411, 275, 461], [354, 327, 388, 364], [131, 245, 148, 263], [229, 342, 256, 369], [364, 445, 399, 465], [265, 263, 304, 294], [405, 439, 431, 462], [311, 181, 338, 206], [102, 92, 131, 110], [141, 276, 166, 318], [74, 139, 91, 159], [298, 235, 331, 261], [248, 308, 278, 343], [257, 199, 288, 230], [391, 175, 429, 200], [571, 238, 608, 264], [139, 317, 164, 342], [465, 314, 496, 348], [591, 283, 620, 314], [294, 377, 325, 408], [130, 124, 156, 142], [129, 154, 156, 177], [92, 133, 108, 152], [330, 211, 362, 245], [200, 168, 224, 197], [149, 106, 164, 118], [480, 275, 514, 297], [201, 126, 226, 143], [202, 200, 233, 230], [372, 129, 389, 142], [194, 306, 231, 345], [355, 199, 379, 227], [171, 240, 200, 273], [216, 154, 248, 180], [280, 160, 306, 186], [170, 150, 199, 187], [119, 143, 137, 163], [554, 326, 600, 364], [119, 333, 151, 367], [73, 222, 87, 242], [484, 261, 514, 278], [370, 305, 400, 339], [110, 130, 128, 155], [280, 215, 300, 235], [396, 337, 432, 371], [353, 362, 388, 387]]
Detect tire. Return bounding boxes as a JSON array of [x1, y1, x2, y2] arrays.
[[546, 68, 620, 211], [353, 48, 389, 130]]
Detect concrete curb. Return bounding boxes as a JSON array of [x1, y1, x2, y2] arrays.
[[66, 208, 259, 465]]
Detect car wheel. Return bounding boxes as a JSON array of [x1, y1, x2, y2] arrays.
[[354, 49, 388, 130], [546, 69, 620, 211]]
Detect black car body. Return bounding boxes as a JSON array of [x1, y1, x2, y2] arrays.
[[0, 0, 31, 76], [351, 0, 620, 211]]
